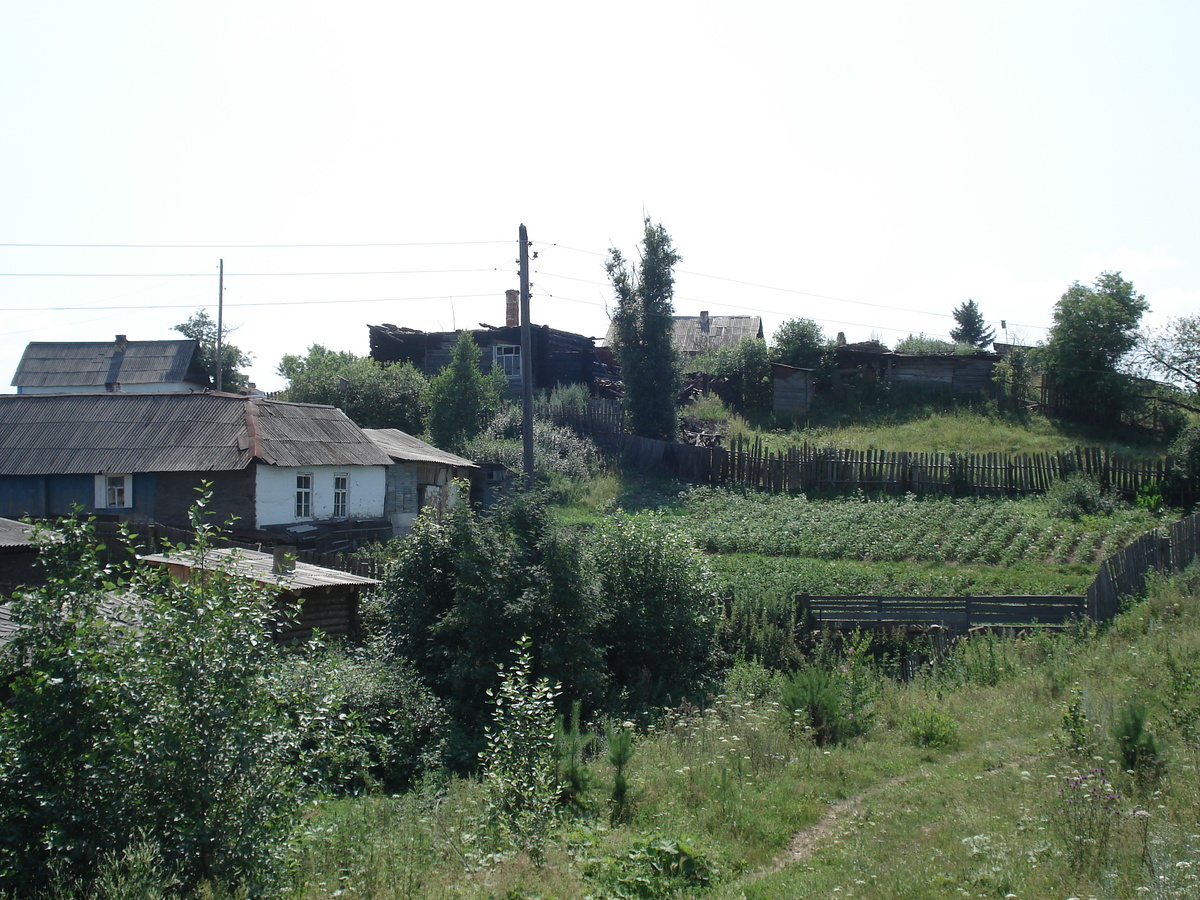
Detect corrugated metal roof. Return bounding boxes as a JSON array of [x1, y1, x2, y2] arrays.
[[362, 428, 478, 468], [11, 339, 210, 389], [139, 547, 379, 592], [0, 393, 392, 476], [672, 316, 764, 354], [0, 517, 36, 548]]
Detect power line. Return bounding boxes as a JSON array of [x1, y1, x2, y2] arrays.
[[4, 293, 500, 313], [0, 240, 511, 249], [0, 267, 508, 278]]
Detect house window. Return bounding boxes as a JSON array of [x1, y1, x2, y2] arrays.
[[94, 473, 133, 509], [333, 474, 348, 518], [295, 473, 313, 518], [493, 344, 521, 383]]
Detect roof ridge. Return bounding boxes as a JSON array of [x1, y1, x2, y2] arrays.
[[243, 397, 275, 465]]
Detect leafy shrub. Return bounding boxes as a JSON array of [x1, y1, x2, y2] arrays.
[[0, 503, 341, 895], [379, 493, 605, 769], [591, 512, 722, 713], [583, 834, 716, 898], [273, 644, 447, 794], [1046, 473, 1119, 520], [480, 637, 560, 865], [905, 706, 959, 749], [465, 405, 603, 481]]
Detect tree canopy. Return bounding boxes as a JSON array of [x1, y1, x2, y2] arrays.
[[174, 310, 252, 392], [607, 219, 680, 440], [770, 317, 829, 369], [949, 299, 995, 349], [1044, 271, 1148, 419], [424, 331, 504, 453], [1139, 314, 1200, 397], [277, 344, 428, 432]]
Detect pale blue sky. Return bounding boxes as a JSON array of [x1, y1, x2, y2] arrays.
[[3, 1, 1198, 391]]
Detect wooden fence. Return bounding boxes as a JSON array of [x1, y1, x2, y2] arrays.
[[804, 510, 1200, 632], [616, 433, 1198, 503], [805, 595, 1086, 631]]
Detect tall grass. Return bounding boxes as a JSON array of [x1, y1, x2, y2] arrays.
[[275, 564, 1200, 898]]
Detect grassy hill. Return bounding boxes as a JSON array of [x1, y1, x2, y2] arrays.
[[290, 565, 1200, 899]]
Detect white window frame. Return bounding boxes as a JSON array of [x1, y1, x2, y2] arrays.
[[493, 344, 521, 383], [295, 473, 313, 519], [94, 473, 133, 509], [333, 473, 348, 518]]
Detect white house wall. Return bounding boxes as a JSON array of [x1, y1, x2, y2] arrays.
[[255, 465, 386, 527]]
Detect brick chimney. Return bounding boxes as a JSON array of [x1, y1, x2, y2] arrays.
[[115, 334, 128, 347], [699, 311, 710, 333], [505, 289, 520, 328]]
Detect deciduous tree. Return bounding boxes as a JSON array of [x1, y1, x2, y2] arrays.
[[770, 317, 829, 369], [277, 344, 428, 432], [174, 310, 252, 392], [607, 219, 681, 440], [1044, 271, 1148, 419], [1139, 314, 1200, 396]]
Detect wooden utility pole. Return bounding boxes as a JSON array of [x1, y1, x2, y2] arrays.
[[215, 259, 224, 393], [519, 225, 534, 481]]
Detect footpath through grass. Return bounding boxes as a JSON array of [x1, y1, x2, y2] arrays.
[[287, 565, 1200, 899]]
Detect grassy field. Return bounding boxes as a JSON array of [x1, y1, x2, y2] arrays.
[[689, 391, 1173, 459], [287, 565, 1200, 899]]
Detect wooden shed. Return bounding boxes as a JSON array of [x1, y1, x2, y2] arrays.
[[884, 352, 998, 395], [139, 547, 377, 643], [772, 364, 815, 417]]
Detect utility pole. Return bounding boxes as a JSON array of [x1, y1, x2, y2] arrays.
[[215, 259, 224, 393], [519, 225, 534, 481]]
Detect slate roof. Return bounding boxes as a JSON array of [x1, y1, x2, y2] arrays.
[[0, 393, 393, 476], [140, 547, 379, 594], [12, 339, 211, 390], [362, 428, 478, 468], [0, 517, 36, 548], [671, 315, 764, 354]]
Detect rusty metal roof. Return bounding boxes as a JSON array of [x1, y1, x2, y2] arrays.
[[139, 546, 379, 592], [12, 339, 210, 389], [0, 393, 392, 475], [362, 428, 478, 468]]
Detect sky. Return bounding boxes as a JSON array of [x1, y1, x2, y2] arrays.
[[3, 1, 1199, 393]]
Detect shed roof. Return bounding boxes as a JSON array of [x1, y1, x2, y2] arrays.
[[0, 393, 392, 476], [139, 547, 379, 594], [0, 517, 36, 549], [12, 339, 210, 389], [362, 428, 478, 468]]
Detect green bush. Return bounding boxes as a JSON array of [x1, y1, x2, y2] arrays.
[[591, 512, 722, 714], [1046, 472, 1119, 520], [904, 706, 959, 749], [379, 493, 605, 769], [480, 637, 560, 865], [0, 502, 347, 895]]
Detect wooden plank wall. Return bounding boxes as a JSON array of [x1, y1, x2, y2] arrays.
[[615, 434, 1197, 504]]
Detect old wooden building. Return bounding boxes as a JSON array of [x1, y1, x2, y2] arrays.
[[369, 292, 604, 393]]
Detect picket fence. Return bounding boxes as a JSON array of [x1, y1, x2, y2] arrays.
[[616, 433, 1198, 503]]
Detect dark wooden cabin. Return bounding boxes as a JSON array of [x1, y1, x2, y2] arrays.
[[369, 292, 604, 393]]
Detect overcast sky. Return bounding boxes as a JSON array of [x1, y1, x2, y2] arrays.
[[3, 1, 1198, 392]]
